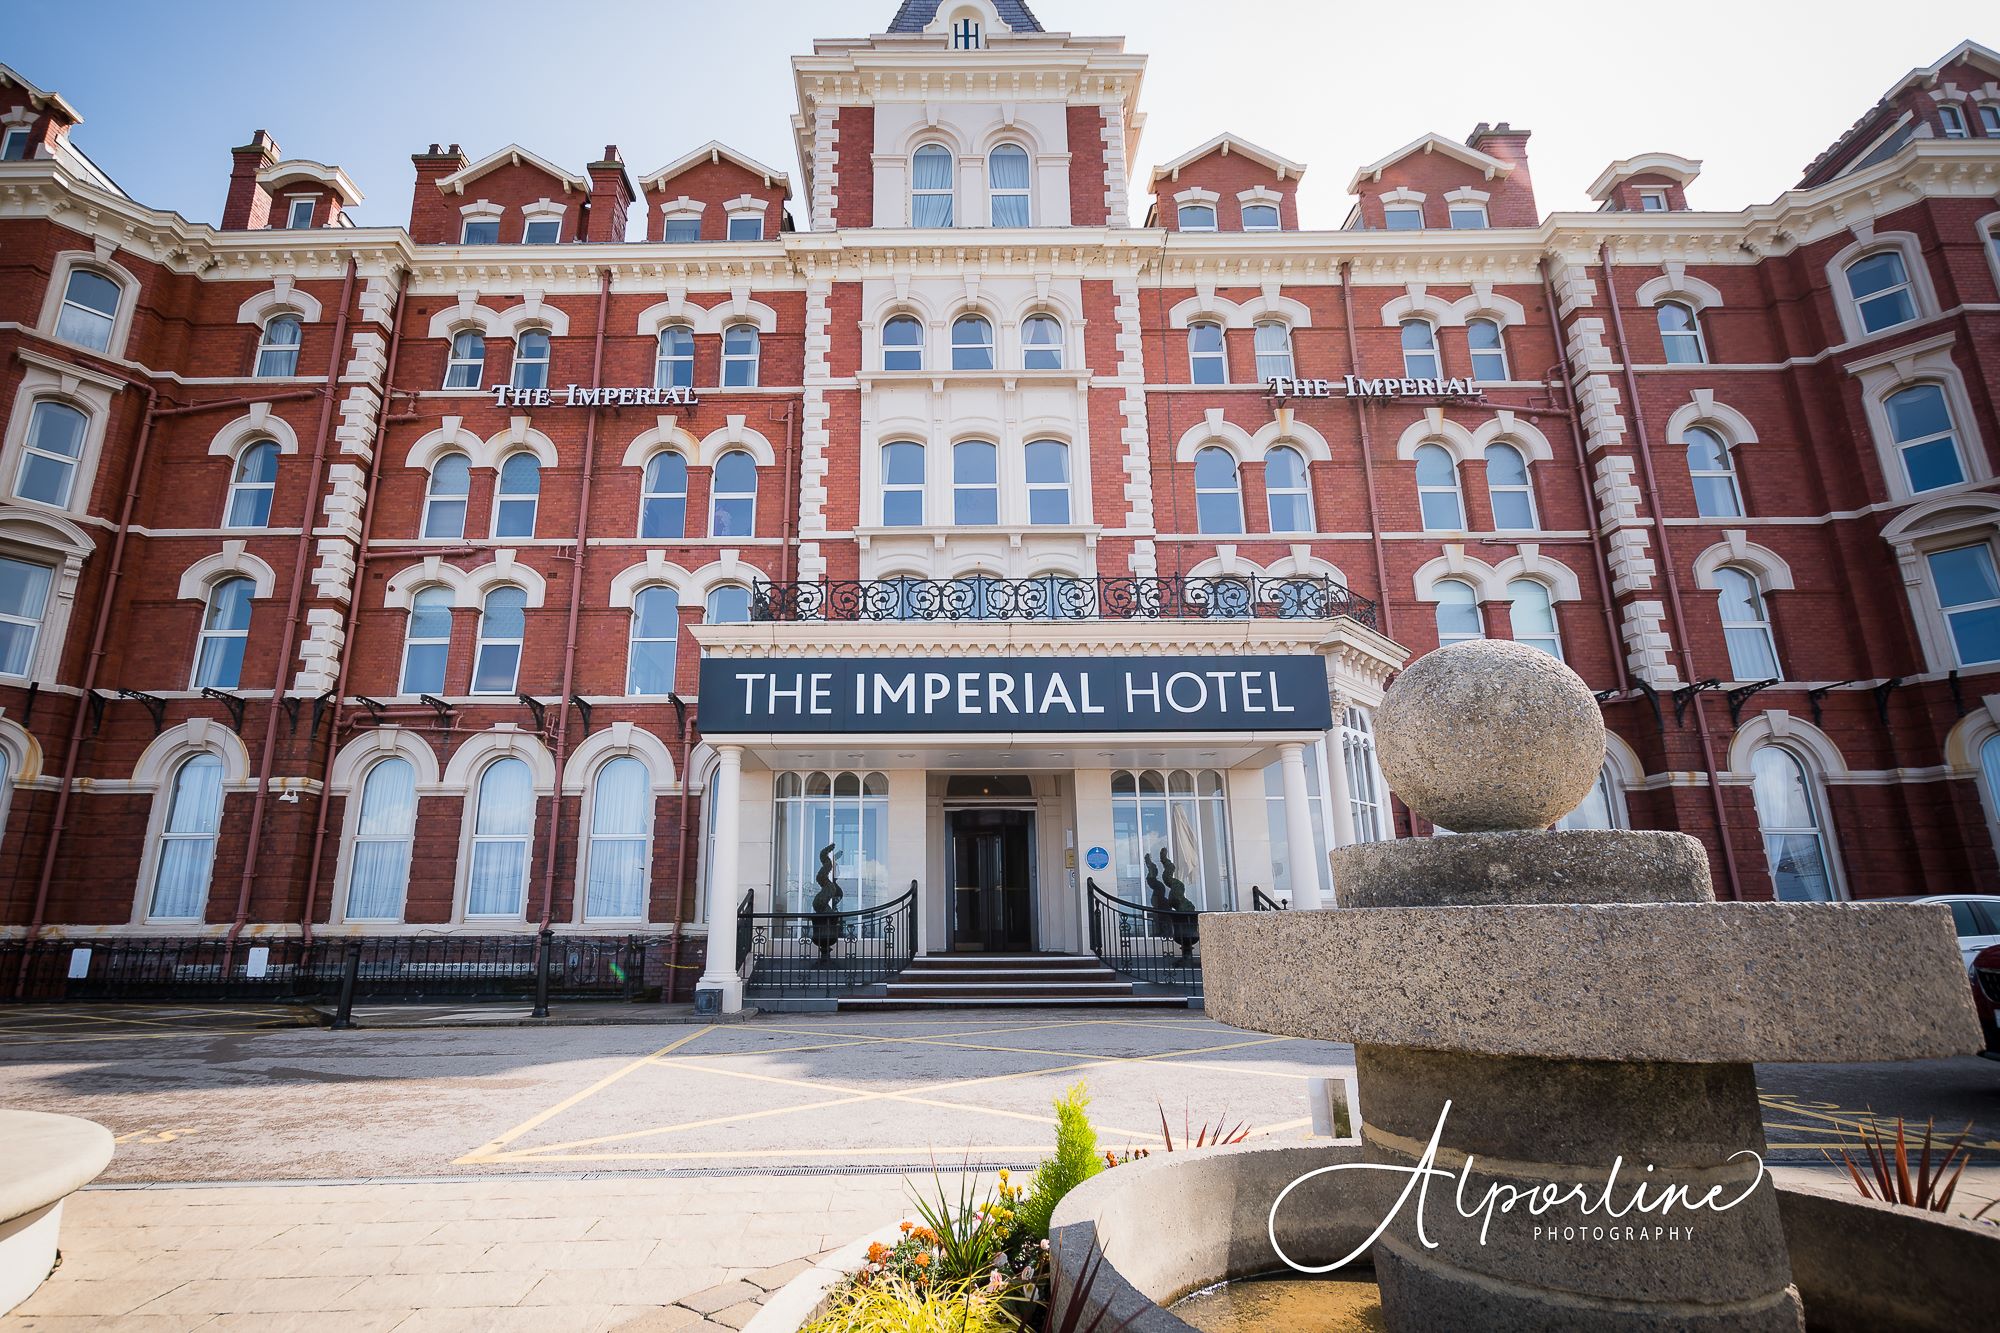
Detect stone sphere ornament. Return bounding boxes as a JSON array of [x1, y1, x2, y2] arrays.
[[1374, 639, 1605, 832]]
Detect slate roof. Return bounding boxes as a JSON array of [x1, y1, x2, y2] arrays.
[[887, 1, 1044, 33]]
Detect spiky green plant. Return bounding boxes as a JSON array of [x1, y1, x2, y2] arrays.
[[802, 1275, 1018, 1333], [1017, 1082, 1103, 1239]]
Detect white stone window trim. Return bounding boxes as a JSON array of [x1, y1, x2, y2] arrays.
[[382, 551, 548, 612], [1379, 187, 1427, 205], [326, 727, 442, 927], [1944, 701, 2000, 851], [1448, 283, 1528, 331], [1412, 543, 1582, 605], [1724, 713, 1850, 895], [723, 195, 770, 241], [1167, 288, 1312, 332], [0, 507, 93, 687], [126, 719, 254, 925], [1825, 228, 1939, 345], [521, 198, 568, 223], [656, 196, 707, 220], [1664, 390, 1759, 453], [1978, 209, 2000, 305], [1378, 284, 1457, 328], [1635, 263, 1725, 316], [1443, 186, 1492, 205], [38, 247, 139, 360], [696, 415, 777, 468], [1691, 532, 1797, 595], [1237, 186, 1283, 208], [425, 292, 570, 342], [1880, 492, 2000, 674], [177, 540, 278, 605], [1847, 332, 1988, 502], [2, 353, 120, 520], [234, 277, 324, 328], [565, 723, 678, 923], [618, 417, 702, 470], [633, 293, 775, 339]]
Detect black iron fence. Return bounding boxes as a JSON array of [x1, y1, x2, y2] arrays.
[[1086, 879, 1203, 995], [739, 883, 918, 999], [751, 573, 1377, 630], [1252, 887, 1289, 911]]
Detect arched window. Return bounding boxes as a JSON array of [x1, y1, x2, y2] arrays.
[[1250, 321, 1295, 381], [1656, 301, 1707, 364], [1923, 542, 2000, 667], [627, 585, 680, 695], [493, 453, 540, 539], [654, 325, 694, 390], [0, 555, 53, 680], [1716, 567, 1779, 679], [881, 441, 925, 526], [13, 400, 87, 508], [149, 752, 223, 920], [585, 756, 651, 920], [444, 330, 486, 389], [1177, 203, 1217, 231], [953, 440, 999, 523], [911, 144, 955, 227], [1193, 446, 1243, 534], [1434, 578, 1483, 647], [400, 586, 452, 695], [709, 449, 758, 536], [1022, 313, 1063, 370], [346, 757, 416, 921], [472, 585, 526, 695], [254, 315, 302, 377], [1885, 383, 1965, 493], [640, 452, 688, 538], [705, 584, 751, 624], [951, 315, 994, 371], [193, 576, 253, 689], [422, 452, 470, 539], [1686, 426, 1742, 517], [1241, 203, 1280, 232], [1400, 320, 1441, 378], [883, 315, 924, 371], [466, 756, 533, 918], [1557, 763, 1626, 830], [55, 269, 120, 352], [1205, 577, 1253, 620], [1109, 769, 1233, 910], [1981, 733, 2000, 828], [1468, 318, 1509, 381], [1483, 443, 1536, 530], [1025, 440, 1070, 524], [1845, 251, 1917, 333], [224, 440, 279, 529], [1343, 708, 1389, 843], [773, 771, 890, 912], [1187, 321, 1226, 384], [989, 145, 1031, 226], [1751, 747, 1837, 900], [511, 329, 551, 390], [1507, 579, 1563, 658], [1414, 443, 1464, 530], [1265, 445, 1313, 532], [721, 325, 760, 387]]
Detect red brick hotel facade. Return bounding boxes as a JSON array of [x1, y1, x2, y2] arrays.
[[3, 2, 1999, 1006]]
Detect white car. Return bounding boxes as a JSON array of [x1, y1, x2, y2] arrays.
[[1880, 894, 2000, 971]]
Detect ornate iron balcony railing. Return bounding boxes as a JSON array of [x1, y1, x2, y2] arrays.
[[750, 574, 1376, 629]]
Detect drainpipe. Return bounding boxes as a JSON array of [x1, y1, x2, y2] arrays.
[[227, 258, 358, 953], [535, 267, 613, 930], [1596, 244, 1744, 900], [17, 382, 325, 989], [298, 269, 411, 943], [1337, 262, 1395, 639], [1539, 258, 1630, 696], [772, 401, 798, 584], [665, 693, 693, 1002]]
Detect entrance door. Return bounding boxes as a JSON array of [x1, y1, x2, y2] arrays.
[[948, 809, 1034, 952]]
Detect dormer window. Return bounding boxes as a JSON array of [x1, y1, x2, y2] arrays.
[[1638, 189, 1668, 212], [522, 218, 560, 244], [664, 216, 701, 243], [727, 215, 764, 241], [1383, 204, 1422, 231], [284, 198, 316, 229], [1983, 106, 2000, 135], [952, 17, 982, 49], [1242, 204, 1280, 232], [1177, 203, 1217, 232], [1939, 104, 1969, 139], [461, 218, 500, 245], [0, 128, 30, 161], [1447, 203, 1489, 230]]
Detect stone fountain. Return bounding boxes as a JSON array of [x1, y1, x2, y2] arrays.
[[1051, 640, 1992, 1331]]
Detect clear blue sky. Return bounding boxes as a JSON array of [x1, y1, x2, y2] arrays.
[[5, 1, 1988, 233]]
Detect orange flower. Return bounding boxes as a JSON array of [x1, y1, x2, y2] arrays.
[[914, 1252, 932, 1268], [866, 1242, 889, 1264], [899, 1221, 913, 1234]]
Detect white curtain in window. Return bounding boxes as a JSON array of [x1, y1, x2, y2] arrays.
[[347, 757, 416, 920], [150, 753, 224, 919], [585, 756, 650, 920], [912, 145, 955, 227], [989, 146, 1031, 227], [1750, 748, 1835, 901], [467, 757, 533, 916]]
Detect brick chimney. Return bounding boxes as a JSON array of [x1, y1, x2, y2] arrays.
[[583, 145, 636, 243], [409, 143, 470, 244], [1466, 121, 1538, 225], [221, 130, 280, 231]]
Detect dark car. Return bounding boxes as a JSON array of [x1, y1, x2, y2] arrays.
[[1974, 942, 2000, 1062]]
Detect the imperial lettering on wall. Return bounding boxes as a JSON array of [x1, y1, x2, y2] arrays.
[[491, 384, 700, 408], [1266, 375, 1483, 400], [698, 656, 1335, 734]]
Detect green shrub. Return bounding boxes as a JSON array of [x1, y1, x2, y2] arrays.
[[803, 1275, 1018, 1332], [1017, 1082, 1103, 1238]]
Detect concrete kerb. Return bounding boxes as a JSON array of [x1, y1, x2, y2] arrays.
[[740, 1217, 914, 1333]]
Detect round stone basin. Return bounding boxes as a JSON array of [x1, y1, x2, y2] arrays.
[[1049, 1142, 2000, 1331], [1171, 1271, 1384, 1332]]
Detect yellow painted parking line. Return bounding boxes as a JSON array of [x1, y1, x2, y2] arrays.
[[492, 1145, 1063, 1164], [454, 1026, 713, 1164], [0, 1027, 279, 1047]]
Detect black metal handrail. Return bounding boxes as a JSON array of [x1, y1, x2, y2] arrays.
[[738, 882, 918, 998], [751, 574, 1376, 629], [1085, 878, 1202, 995], [1252, 887, 1288, 911], [734, 889, 755, 971]]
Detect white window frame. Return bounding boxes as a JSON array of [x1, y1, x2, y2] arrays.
[[254, 314, 303, 378], [1506, 578, 1564, 659], [1982, 105, 2000, 135], [1467, 318, 1510, 382], [492, 452, 540, 540], [1433, 578, 1484, 647], [1382, 203, 1423, 231], [639, 450, 688, 538], [626, 585, 681, 697], [0, 127, 32, 161], [1024, 439, 1071, 525], [422, 453, 471, 539], [950, 314, 994, 371], [1844, 250, 1920, 335], [54, 267, 123, 354], [1749, 745, 1843, 902], [1924, 540, 2000, 668], [725, 212, 765, 242], [343, 755, 418, 922], [1685, 425, 1744, 518], [444, 330, 486, 389], [1188, 320, 1227, 384], [911, 143, 956, 227], [1447, 203, 1490, 230], [1193, 446, 1243, 535], [582, 755, 652, 922], [191, 576, 254, 690], [1177, 203, 1217, 232], [1483, 443, 1537, 531], [511, 329, 551, 390], [471, 586, 527, 696], [1400, 319, 1441, 378], [1021, 313, 1063, 370], [1883, 381, 1967, 494], [399, 586, 453, 696], [464, 757, 534, 920], [1656, 300, 1708, 364], [952, 439, 1000, 525], [882, 314, 925, 371], [38, 253, 137, 360], [1850, 337, 1988, 502], [522, 218, 561, 245], [709, 449, 759, 537], [881, 441, 926, 526], [721, 324, 760, 387], [284, 197, 317, 230], [655, 325, 695, 389], [1638, 189, 1668, 212], [223, 439, 279, 529], [1939, 104, 1970, 139], [0, 553, 55, 683], [1414, 443, 1465, 531], [1240, 203, 1281, 232], [1264, 444, 1314, 533], [147, 752, 226, 923], [11, 397, 91, 511], [988, 144, 1032, 227], [1253, 320, 1294, 380], [1716, 566, 1781, 680]]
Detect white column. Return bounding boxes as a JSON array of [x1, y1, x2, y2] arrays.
[[1326, 725, 1359, 849], [696, 744, 745, 1013], [1279, 741, 1324, 910]]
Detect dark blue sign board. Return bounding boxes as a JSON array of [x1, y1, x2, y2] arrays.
[[698, 656, 1332, 734]]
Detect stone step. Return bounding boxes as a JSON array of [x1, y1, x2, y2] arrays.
[[838, 994, 1191, 1011], [884, 982, 1138, 998]]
